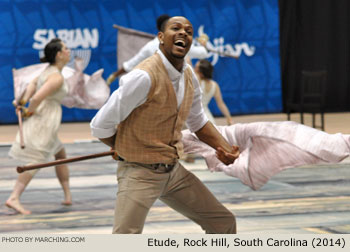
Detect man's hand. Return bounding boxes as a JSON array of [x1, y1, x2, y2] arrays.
[[110, 148, 122, 161], [216, 145, 240, 165], [195, 121, 240, 165]]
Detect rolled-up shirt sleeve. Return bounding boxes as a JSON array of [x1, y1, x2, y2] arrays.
[[90, 69, 151, 138], [185, 67, 209, 132]]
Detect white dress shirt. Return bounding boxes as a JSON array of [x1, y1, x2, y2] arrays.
[[90, 50, 208, 139], [123, 37, 209, 72]]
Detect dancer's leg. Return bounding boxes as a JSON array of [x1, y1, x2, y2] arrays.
[[55, 148, 72, 205], [5, 171, 33, 214]]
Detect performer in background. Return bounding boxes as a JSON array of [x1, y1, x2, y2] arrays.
[[6, 38, 109, 215], [91, 16, 239, 234], [6, 38, 72, 215], [106, 14, 209, 85], [195, 59, 233, 125]]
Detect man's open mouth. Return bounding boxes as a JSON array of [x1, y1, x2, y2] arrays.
[[174, 40, 186, 48]]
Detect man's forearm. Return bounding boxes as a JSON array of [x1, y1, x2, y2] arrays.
[[99, 134, 116, 148], [194, 121, 231, 152], [195, 121, 239, 165]]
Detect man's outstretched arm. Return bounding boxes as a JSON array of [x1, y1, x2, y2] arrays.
[[195, 121, 239, 165]]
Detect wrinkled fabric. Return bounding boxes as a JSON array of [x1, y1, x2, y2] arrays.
[[12, 58, 109, 109], [182, 121, 350, 190]]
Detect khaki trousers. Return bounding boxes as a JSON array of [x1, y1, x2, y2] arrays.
[[113, 161, 236, 234]]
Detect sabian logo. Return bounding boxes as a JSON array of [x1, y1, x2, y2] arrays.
[[197, 25, 255, 65], [33, 28, 99, 70]]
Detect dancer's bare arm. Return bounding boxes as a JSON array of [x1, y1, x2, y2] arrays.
[[213, 81, 232, 125], [27, 73, 63, 113], [18, 77, 39, 105]]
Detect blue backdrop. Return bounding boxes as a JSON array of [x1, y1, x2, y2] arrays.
[[0, 0, 281, 124]]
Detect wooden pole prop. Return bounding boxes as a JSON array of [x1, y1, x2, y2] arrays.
[[17, 151, 115, 173], [16, 108, 25, 149]]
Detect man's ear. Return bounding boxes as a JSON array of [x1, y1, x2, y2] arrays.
[[158, 32, 164, 45]]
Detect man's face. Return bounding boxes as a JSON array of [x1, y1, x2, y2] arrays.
[[159, 17, 193, 60]]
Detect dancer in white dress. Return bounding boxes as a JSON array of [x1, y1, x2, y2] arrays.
[[182, 121, 350, 190], [194, 59, 232, 125], [10, 65, 68, 163], [6, 38, 72, 214]]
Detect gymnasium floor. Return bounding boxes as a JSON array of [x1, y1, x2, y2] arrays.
[[0, 112, 349, 234]]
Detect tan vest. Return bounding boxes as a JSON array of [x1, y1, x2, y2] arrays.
[[115, 53, 194, 164]]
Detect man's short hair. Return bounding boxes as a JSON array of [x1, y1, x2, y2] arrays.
[[157, 14, 170, 31]]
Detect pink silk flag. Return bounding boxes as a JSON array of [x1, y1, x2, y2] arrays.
[[182, 121, 350, 190], [113, 24, 155, 68], [12, 58, 109, 109]]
